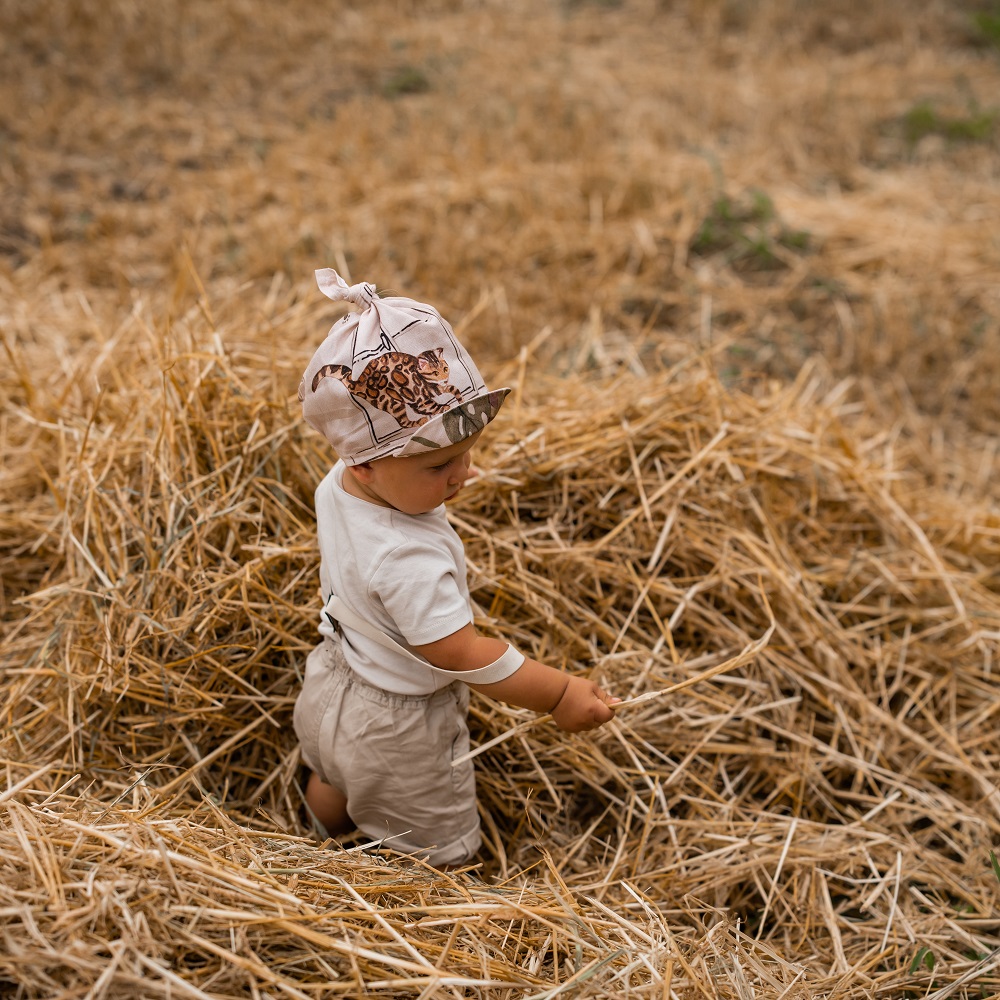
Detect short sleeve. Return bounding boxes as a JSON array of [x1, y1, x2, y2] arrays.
[[369, 540, 473, 647]]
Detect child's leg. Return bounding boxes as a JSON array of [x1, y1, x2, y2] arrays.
[[305, 770, 353, 837]]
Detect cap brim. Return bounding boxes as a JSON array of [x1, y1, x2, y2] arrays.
[[396, 387, 512, 457]]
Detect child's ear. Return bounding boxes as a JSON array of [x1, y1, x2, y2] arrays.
[[346, 462, 374, 485]]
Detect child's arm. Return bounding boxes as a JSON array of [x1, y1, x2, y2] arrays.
[[413, 624, 618, 732]]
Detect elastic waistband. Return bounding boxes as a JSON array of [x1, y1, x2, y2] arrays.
[[321, 638, 459, 708]]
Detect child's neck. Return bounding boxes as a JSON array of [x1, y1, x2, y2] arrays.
[[341, 466, 395, 510]]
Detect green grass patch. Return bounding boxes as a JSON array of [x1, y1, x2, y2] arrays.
[[902, 100, 996, 145], [691, 189, 811, 272], [381, 65, 431, 98], [971, 7, 1000, 49]]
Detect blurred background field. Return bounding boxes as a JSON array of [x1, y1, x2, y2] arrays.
[[2, 1, 1000, 997]]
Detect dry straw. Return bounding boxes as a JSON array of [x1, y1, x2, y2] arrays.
[[3, 293, 999, 996], [3, 0, 1000, 996]]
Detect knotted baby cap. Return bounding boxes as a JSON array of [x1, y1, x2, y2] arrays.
[[299, 268, 510, 465]]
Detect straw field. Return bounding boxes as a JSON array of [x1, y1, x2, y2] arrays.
[[2, 0, 999, 996]]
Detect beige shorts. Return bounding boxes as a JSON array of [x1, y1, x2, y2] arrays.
[[293, 638, 481, 868]]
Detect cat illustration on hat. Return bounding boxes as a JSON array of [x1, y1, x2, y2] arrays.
[[312, 347, 463, 430]]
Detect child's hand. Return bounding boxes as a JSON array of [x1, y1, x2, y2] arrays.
[[550, 676, 621, 733]]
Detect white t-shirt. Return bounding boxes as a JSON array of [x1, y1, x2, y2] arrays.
[[314, 461, 474, 695]]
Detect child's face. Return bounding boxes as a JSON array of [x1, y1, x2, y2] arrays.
[[346, 432, 482, 515]]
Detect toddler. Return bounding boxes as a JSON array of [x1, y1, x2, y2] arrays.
[[293, 268, 618, 868]]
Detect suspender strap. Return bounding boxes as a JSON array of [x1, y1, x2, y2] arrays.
[[326, 596, 525, 686]]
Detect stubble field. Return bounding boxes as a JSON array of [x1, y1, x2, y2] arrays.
[[2, 1, 1000, 997]]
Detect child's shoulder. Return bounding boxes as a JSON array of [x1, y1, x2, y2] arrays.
[[318, 470, 452, 545]]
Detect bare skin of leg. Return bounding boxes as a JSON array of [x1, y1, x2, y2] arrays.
[[304, 771, 353, 838]]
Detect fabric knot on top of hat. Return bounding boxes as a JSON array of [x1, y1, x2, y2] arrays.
[[301, 266, 511, 465], [315, 267, 376, 307]]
